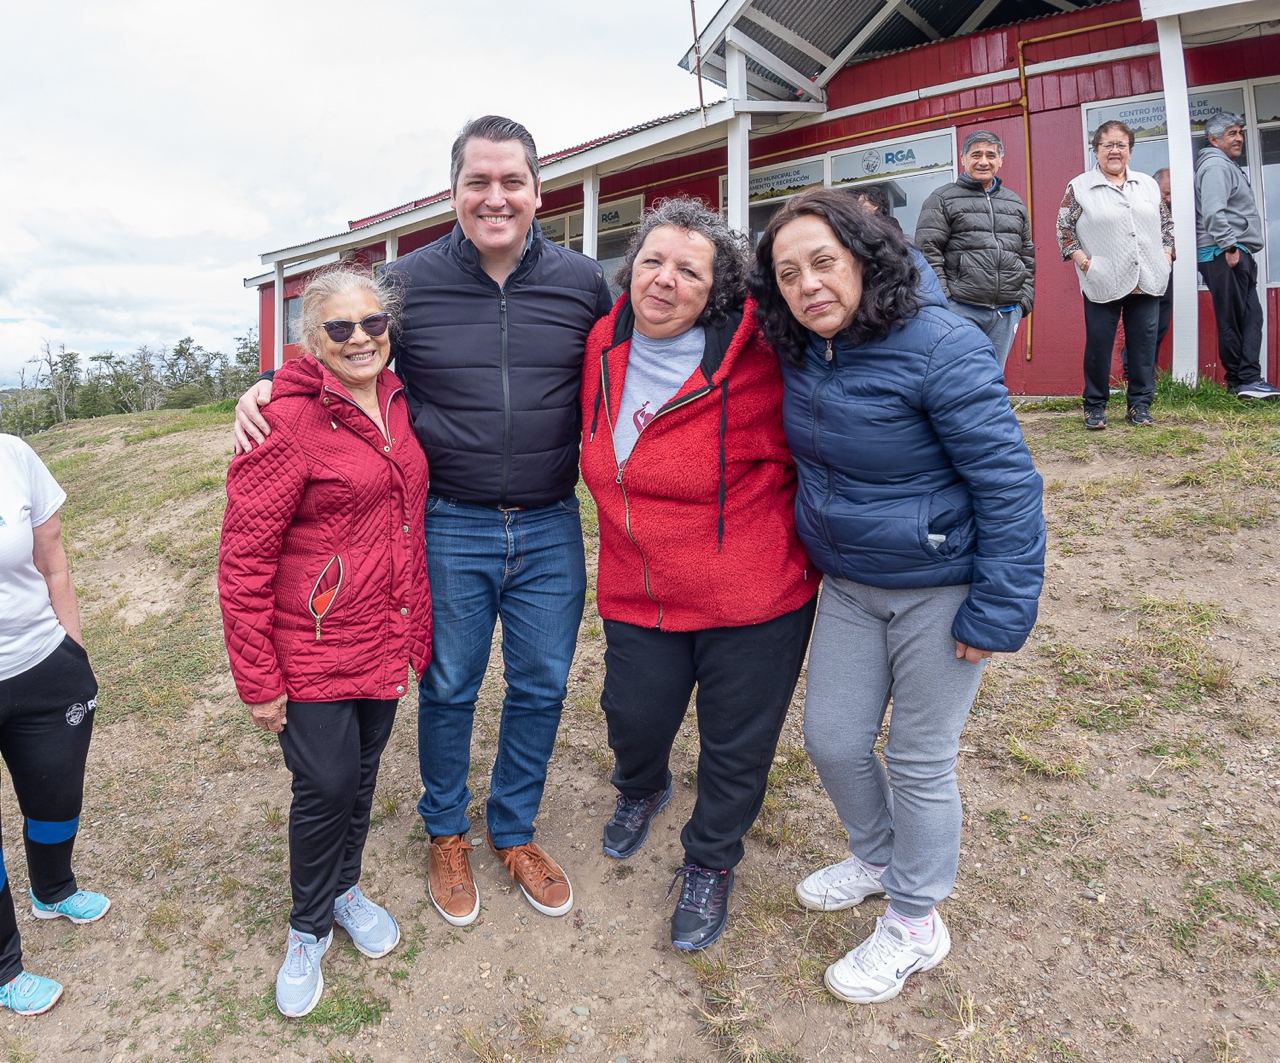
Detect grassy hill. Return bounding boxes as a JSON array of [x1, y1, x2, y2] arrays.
[[10, 388, 1280, 1062]]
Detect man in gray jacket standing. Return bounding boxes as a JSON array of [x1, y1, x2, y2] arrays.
[[1195, 112, 1280, 399], [914, 130, 1035, 368]]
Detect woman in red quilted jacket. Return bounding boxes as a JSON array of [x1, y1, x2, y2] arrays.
[[580, 198, 816, 952], [218, 267, 430, 1018]]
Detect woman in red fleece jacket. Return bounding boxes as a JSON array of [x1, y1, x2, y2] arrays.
[[580, 198, 815, 952], [218, 267, 429, 1018]]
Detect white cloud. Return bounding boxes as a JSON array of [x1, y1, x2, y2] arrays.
[[0, 0, 719, 384]]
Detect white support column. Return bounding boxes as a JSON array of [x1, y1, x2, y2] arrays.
[[385, 234, 399, 263], [1156, 15, 1198, 385], [582, 168, 599, 260], [273, 261, 285, 370], [725, 41, 752, 235]]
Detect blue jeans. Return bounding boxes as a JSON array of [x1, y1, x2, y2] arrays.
[[416, 493, 586, 849], [947, 300, 1022, 370]]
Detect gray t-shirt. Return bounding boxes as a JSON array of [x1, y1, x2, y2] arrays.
[[612, 326, 706, 463]]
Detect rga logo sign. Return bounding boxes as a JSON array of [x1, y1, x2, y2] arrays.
[[885, 148, 917, 165]]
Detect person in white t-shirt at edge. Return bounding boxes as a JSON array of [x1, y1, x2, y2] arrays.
[[0, 434, 111, 1015]]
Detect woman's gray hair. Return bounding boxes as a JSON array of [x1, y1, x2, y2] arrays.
[[300, 264, 403, 354], [1204, 111, 1243, 140], [613, 197, 750, 325]]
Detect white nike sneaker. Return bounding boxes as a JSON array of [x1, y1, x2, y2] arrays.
[[795, 854, 885, 911], [824, 913, 951, 1004]]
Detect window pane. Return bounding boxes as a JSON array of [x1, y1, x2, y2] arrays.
[[597, 228, 635, 299], [1261, 128, 1280, 281], [748, 202, 785, 246], [284, 297, 302, 345]]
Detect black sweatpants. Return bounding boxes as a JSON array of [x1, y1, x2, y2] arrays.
[[277, 698, 397, 937], [0, 636, 99, 984], [1198, 252, 1264, 389], [1082, 291, 1159, 412], [600, 597, 817, 871]]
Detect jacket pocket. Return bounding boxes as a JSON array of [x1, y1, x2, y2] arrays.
[[924, 486, 976, 560], [307, 555, 345, 641]]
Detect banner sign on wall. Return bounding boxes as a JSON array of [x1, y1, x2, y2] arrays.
[[1085, 88, 1247, 142], [830, 132, 953, 187]]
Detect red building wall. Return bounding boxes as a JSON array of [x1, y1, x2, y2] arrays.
[[259, 1, 1279, 388]]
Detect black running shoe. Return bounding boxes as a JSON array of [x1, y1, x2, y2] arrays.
[[1084, 408, 1106, 430], [602, 782, 672, 859], [1126, 406, 1153, 427], [669, 864, 735, 951]]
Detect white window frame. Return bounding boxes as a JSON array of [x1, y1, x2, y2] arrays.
[[1250, 76, 1280, 288], [717, 150, 829, 213], [540, 195, 645, 253], [717, 130, 959, 230]]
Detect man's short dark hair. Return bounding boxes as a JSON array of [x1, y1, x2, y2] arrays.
[[450, 116, 540, 193]]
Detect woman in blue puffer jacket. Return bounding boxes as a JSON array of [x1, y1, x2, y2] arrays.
[[749, 189, 1045, 1005]]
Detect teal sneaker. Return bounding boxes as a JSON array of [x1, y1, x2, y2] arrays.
[[275, 927, 331, 1018], [0, 971, 64, 1015], [31, 889, 111, 924], [333, 886, 400, 958]]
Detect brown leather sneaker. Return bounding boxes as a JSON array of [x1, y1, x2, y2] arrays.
[[488, 835, 573, 917], [426, 834, 480, 927]]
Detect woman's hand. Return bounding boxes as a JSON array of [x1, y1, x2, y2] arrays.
[[1072, 251, 1090, 273], [246, 694, 287, 733], [955, 641, 993, 665], [233, 380, 274, 454]]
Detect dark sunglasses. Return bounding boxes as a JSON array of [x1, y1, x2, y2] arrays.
[[320, 312, 391, 343]]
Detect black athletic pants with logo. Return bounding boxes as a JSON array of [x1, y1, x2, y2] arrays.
[[0, 636, 98, 984], [600, 596, 817, 871], [277, 698, 397, 937]]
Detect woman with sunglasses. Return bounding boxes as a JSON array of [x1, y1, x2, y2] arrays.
[[218, 266, 431, 1018], [1058, 120, 1173, 429]]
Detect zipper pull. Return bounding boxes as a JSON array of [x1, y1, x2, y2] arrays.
[[824, 339, 833, 363], [314, 619, 322, 641], [615, 469, 624, 485]]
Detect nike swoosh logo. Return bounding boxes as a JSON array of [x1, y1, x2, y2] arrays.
[[894, 959, 922, 980]]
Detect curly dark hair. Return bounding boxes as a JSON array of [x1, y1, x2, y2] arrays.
[[749, 188, 920, 366], [613, 197, 750, 325]]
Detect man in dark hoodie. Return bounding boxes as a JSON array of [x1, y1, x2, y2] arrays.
[[1195, 111, 1280, 399], [914, 130, 1034, 369]]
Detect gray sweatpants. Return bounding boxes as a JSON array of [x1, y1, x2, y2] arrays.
[[802, 576, 985, 918]]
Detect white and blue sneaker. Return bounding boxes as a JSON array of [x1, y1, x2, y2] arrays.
[[0, 971, 64, 1015], [824, 913, 951, 1004], [275, 927, 332, 1018], [31, 888, 111, 924], [332, 886, 400, 959], [795, 854, 885, 911]]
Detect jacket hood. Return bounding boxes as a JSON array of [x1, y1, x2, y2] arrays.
[[606, 293, 750, 385], [1196, 145, 1232, 167], [271, 353, 401, 403]]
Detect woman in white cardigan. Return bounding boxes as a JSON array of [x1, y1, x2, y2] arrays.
[[1057, 120, 1173, 430]]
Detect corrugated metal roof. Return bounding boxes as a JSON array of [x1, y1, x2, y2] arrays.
[[690, 0, 1125, 94]]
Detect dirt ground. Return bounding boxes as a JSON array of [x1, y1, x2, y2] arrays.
[[7, 402, 1279, 1062]]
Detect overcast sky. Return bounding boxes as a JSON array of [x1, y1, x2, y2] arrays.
[[0, 0, 723, 385]]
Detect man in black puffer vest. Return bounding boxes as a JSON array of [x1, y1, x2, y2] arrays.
[[914, 130, 1034, 369], [235, 116, 612, 930]]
